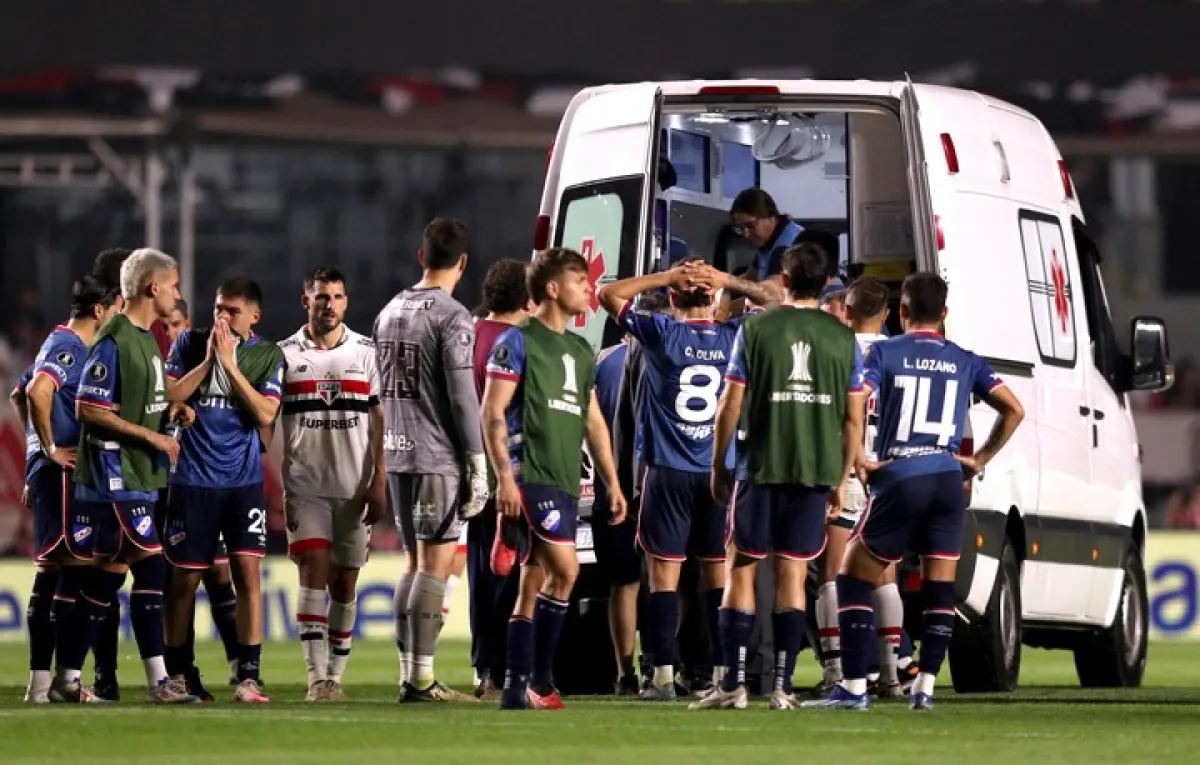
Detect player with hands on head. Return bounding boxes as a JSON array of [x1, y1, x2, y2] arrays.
[[482, 247, 627, 710], [596, 258, 777, 701]]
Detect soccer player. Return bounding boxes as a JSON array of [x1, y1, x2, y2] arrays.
[[162, 277, 284, 704], [469, 258, 529, 699], [812, 277, 910, 697], [13, 276, 122, 703], [280, 268, 386, 702], [84, 247, 136, 701], [482, 247, 628, 710], [698, 243, 865, 711], [71, 247, 198, 704], [597, 259, 777, 701], [805, 272, 1024, 711], [374, 218, 488, 702], [165, 299, 191, 343]]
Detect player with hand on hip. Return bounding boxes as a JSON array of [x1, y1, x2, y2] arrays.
[[482, 247, 628, 710], [279, 268, 387, 702], [803, 272, 1024, 711], [14, 276, 122, 703], [699, 243, 865, 711], [374, 218, 487, 703]]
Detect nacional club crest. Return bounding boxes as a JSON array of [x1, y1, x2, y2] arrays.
[[317, 381, 342, 405]]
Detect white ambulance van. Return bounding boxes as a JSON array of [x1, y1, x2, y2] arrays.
[[538, 79, 1173, 692]]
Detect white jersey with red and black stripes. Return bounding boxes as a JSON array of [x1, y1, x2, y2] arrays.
[[278, 325, 380, 500]]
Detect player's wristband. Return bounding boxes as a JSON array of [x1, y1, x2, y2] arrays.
[[42, 444, 57, 457]]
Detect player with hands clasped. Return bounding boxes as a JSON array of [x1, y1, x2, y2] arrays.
[[482, 247, 627, 710], [162, 277, 284, 704], [802, 272, 1024, 712]]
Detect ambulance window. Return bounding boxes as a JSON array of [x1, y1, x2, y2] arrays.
[[1072, 220, 1123, 397], [554, 176, 643, 351], [1018, 210, 1078, 368]]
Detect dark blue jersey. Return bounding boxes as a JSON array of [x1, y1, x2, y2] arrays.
[[22, 326, 88, 479], [165, 330, 284, 488], [484, 327, 529, 470], [74, 334, 159, 503], [619, 303, 740, 473], [594, 343, 627, 427], [863, 330, 1004, 480]]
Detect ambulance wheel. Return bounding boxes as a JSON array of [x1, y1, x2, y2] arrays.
[[1074, 544, 1147, 688], [949, 539, 1022, 693]]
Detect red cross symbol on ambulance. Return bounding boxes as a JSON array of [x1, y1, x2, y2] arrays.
[[576, 238, 608, 328], [1050, 249, 1069, 333]]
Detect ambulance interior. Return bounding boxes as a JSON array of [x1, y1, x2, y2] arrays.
[[655, 106, 918, 332]]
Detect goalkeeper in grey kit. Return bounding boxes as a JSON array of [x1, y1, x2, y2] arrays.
[[373, 218, 489, 702]]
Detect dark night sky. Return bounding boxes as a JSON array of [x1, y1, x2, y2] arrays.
[[0, 1, 1197, 83]]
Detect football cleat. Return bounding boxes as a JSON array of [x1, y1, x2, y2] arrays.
[[91, 678, 120, 703], [637, 682, 677, 701], [48, 676, 82, 703], [148, 677, 201, 704], [527, 686, 565, 710], [615, 674, 640, 696], [24, 684, 50, 704], [305, 681, 329, 702], [688, 685, 748, 710], [323, 680, 347, 702], [909, 692, 934, 711], [404, 680, 478, 703], [800, 684, 869, 710], [234, 679, 270, 704], [185, 668, 215, 703], [808, 678, 836, 699], [490, 518, 520, 577], [769, 689, 799, 710], [475, 671, 502, 700]]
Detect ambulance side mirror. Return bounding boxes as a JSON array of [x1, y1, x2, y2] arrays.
[[1129, 316, 1172, 393]]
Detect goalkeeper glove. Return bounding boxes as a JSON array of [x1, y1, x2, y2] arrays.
[[460, 453, 490, 520]]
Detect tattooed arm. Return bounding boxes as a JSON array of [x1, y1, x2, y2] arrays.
[[481, 376, 520, 518]]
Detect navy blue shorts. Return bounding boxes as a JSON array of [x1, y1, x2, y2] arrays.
[[91, 500, 162, 557], [854, 469, 965, 564], [637, 465, 726, 563], [519, 483, 579, 563], [731, 481, 828, 561], [29, 467, 94, 562], [592, 474, 641, 585], [164, 484, 268, 569]]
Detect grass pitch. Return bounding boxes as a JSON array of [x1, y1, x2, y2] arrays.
[[3, 639, 1200, 764]]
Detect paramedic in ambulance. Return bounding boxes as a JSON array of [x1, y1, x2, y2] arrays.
[[728, 188, 804, 280]]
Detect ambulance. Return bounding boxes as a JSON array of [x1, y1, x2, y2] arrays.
[[539, 79, 1173, 692]]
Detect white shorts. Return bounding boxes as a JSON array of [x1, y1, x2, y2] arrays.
[[457, 520, 469, 554], [284, 493, 372, 569], [833, 477, 868, 531]]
